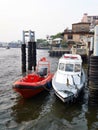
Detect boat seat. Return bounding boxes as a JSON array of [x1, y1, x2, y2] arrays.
[[37, 68, 48, 77], [23, 74, 43, 82]]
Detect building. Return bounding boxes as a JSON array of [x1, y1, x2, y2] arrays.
[[62, 22, 94, 44], [81, 13, 98, 31], [52, 38, 62, 47], [62, 21, 94, 56]]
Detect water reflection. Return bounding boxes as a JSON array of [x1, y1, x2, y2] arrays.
[[11, 91, 50, 123], [85, 105, 98, 130]]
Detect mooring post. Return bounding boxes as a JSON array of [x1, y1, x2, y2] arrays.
[[21, 30, 36, 74], [87, 37, 94, 80], [28, 41, 33, 72], [89, 25, 98, 104], [32, 41, 36, 71], [21, 31, 26, 74], [28, 30, 36, 72], [28, 30, 33, 72]]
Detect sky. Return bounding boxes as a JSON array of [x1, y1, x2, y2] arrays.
[[0, 0, 98, 42]]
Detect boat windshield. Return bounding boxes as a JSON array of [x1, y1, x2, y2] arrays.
[[75, 64, 81, 72], [59, 63, 65, 71], [65, 64, 73, 72], [59, 63, 81, 72]]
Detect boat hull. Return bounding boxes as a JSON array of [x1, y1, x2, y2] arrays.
[[55, 90, 74, 103], [52, 69, 85, 103], [54, 85, 84, 103], [13, 84, 45, 98], [13, 73, 53, 98]]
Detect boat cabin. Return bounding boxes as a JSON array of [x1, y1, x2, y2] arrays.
[[58, 54, 82, 74], [55, 54, 83, 85]]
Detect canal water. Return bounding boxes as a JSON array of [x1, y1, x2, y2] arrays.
[[0, 48, 98, 130]]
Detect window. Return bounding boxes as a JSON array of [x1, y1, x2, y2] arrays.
[[59, 63, 65, 71], [68, 34, 73, 39], [65, 64, 73, 72], [80, 26, 85, 32], [75, 64, 81, 72]]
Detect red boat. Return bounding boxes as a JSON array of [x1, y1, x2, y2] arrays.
[[13, 57, 53, 98]]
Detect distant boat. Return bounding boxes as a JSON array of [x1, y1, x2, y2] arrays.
[[6, 46, 10, 49], [13, 57, 53, 98], [52, 54, 86, 103]]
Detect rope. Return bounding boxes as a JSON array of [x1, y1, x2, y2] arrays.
[[43, 82, 52, 91]]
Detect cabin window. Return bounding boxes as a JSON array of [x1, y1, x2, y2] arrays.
[[75, 64, 81, 72], [59, 63, 65, 71], [65, 64, 73, 72]]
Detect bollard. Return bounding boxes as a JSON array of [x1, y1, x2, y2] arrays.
[[89, 25, 98, 104], [28, 41, 33, 72], [21, 30, 36, 73], [32, 42, 36, 71], [21, 44, 26, 73]]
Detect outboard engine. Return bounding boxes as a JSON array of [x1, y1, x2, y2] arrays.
[[38, 67, 47, 76]]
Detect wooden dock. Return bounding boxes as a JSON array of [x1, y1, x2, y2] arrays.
[[48, 47, 87, 63], [48, 47, 71, 57]]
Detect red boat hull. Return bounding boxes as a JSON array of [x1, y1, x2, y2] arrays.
[[13, 73, 53, 98], [13, 86, 45, 98]]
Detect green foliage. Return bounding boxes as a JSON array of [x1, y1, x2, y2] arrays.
[[61, 40, 68, 48], [37, 39, 46, 43], [37, 39, 49, 47], [36, 32, 63, 47], [50, 32, 63, 39]]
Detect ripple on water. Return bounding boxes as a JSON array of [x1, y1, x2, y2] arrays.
[[0, 48, 98, 130]]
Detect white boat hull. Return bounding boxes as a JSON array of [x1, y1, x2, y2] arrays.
[[52, 69, 85, 103]]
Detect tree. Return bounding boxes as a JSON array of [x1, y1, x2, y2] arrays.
[[50, 32, 63, 39]]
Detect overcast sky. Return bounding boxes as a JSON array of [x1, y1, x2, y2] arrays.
[[0, 0, 98, 42]]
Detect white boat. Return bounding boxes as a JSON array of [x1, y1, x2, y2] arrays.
[[52, 54, 86, 103]]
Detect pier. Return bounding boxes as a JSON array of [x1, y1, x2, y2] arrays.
[[49, 48, 71, 57], [48, 47, 87, 62]]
